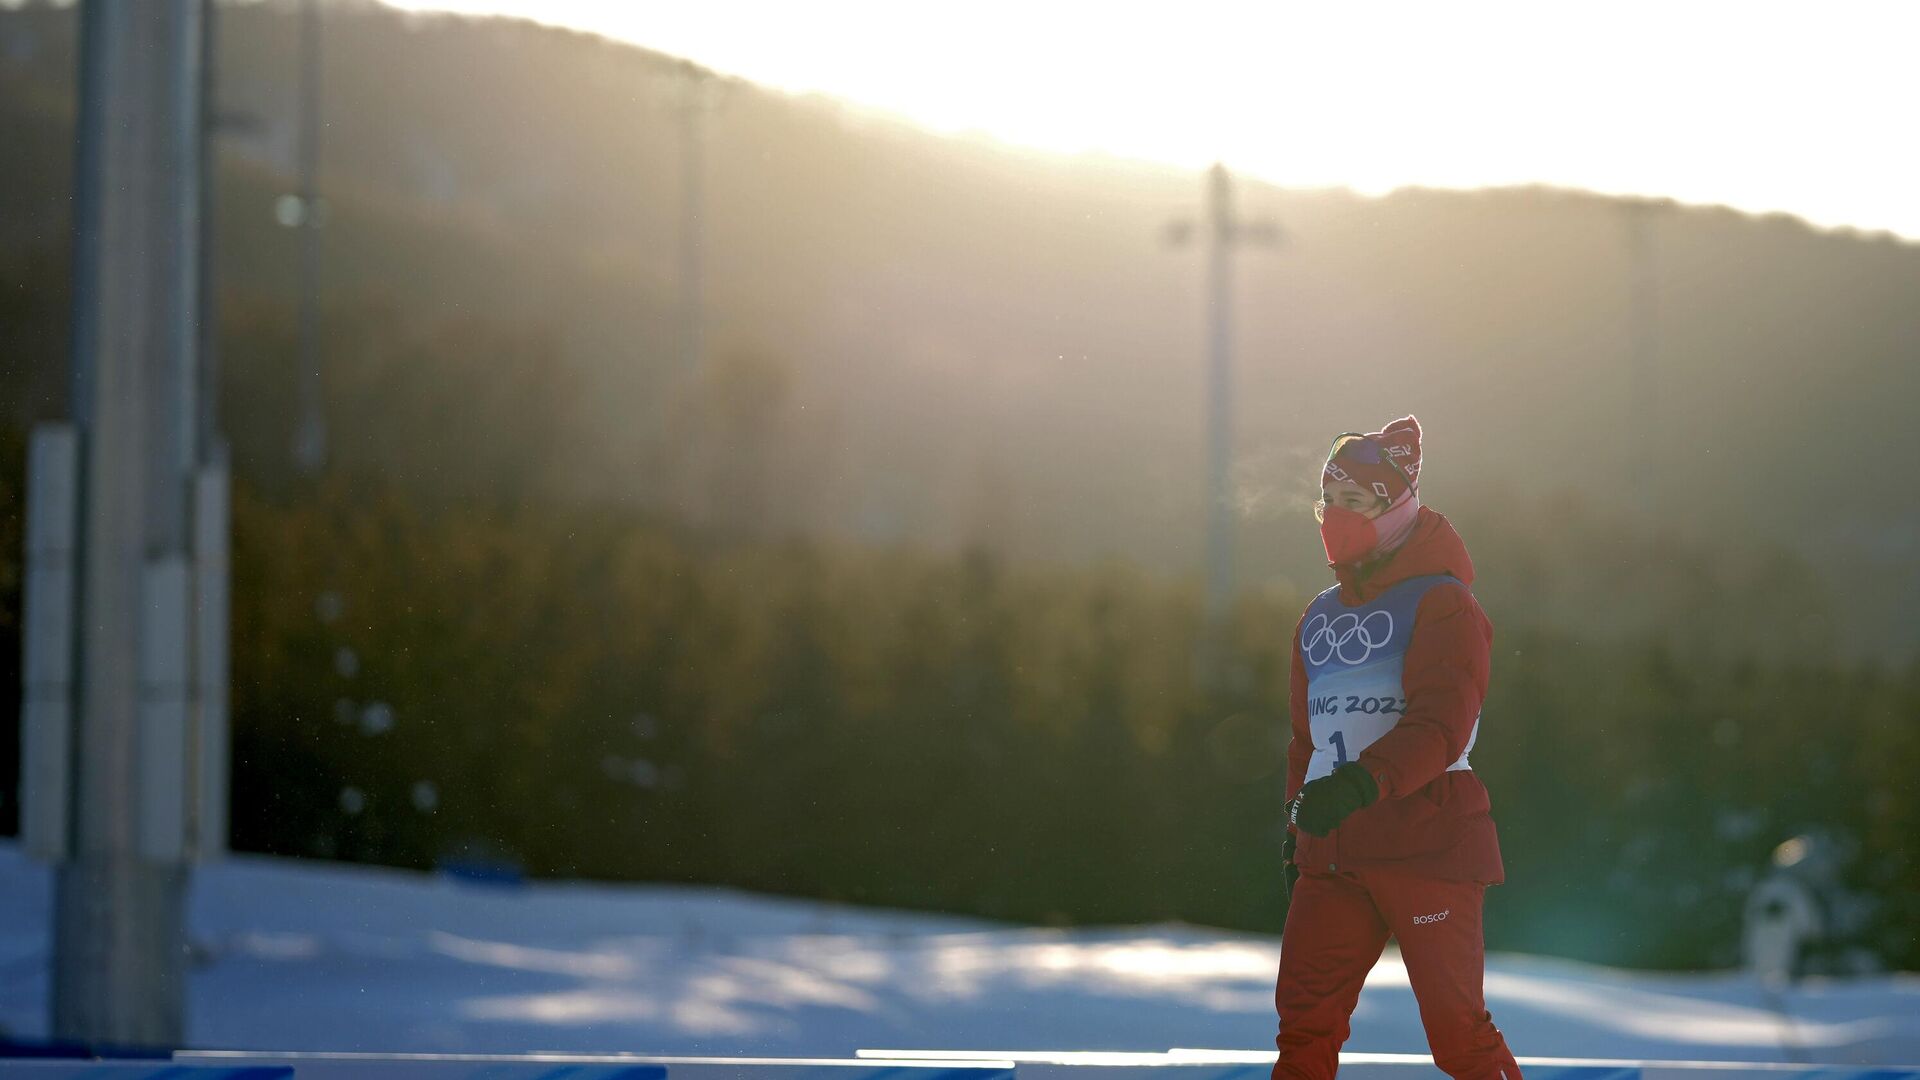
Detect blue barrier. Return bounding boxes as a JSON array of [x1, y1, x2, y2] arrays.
[[159, 1052, 1920, 1080], [0, 1066, 291, 1078], [863, 1051, 1920, 1080], [174, 1053, 1018, 1080], [0, 1038, 174, 1061], [1183, 1051, 1920, 1080], [176, 1056, 664, 1080]]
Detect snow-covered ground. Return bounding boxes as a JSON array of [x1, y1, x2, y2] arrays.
[[1, 843, 1914, 1064]]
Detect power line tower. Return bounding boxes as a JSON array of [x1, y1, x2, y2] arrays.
[[20, 0, 229, 1048], [1167, 163, 1281, 626]]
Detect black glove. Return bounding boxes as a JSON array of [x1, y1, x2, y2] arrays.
[[1290, 763, 1380, 838], [1281, 832, 1300, 904]]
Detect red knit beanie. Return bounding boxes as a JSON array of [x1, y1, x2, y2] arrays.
[[1321, 416, 1423, 504]]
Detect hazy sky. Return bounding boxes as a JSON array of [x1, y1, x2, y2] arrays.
[[383, 0, 1920, 240]]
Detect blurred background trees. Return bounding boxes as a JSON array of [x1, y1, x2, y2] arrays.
[[0, 1, 1914, 972]]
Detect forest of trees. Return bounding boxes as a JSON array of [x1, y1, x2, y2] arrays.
[[2, 280, 1915, 972], [0, 2, 1915, 974]]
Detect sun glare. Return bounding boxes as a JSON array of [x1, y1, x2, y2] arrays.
[[385, 0, 1920, 238]]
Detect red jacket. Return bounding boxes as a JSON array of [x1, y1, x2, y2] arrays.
[[1285, 506, 1505, 884]]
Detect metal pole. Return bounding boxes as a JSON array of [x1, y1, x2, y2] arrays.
[[53, 0, 205, 1047], [1162, 164, 1277, 638], [1626, 203, 1658, 507], [678, 63, 706, 374], [197, 0, 220, 453], [194, 0, 232, 865], [292, 0, 326, 475], [1203, 163, 1236, 623]]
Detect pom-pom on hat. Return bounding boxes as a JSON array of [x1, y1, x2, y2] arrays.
[[1321, 415, 1423, 505]]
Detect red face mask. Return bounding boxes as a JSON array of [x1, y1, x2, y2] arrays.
[[1319, 505, 1378, 566]]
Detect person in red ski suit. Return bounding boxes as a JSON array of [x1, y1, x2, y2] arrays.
[[1272, 416, 1521, 1080]]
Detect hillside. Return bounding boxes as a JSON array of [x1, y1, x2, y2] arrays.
[[1, 1, 1917, 656]]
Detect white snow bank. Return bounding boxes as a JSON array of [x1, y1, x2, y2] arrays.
[[1, 844, 1913, 1063]]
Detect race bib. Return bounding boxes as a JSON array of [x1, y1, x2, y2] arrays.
[[1298, 576, 1477, 783]]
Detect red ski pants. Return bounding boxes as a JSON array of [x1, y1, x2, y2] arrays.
[[1272, 868, 1520, 1080]]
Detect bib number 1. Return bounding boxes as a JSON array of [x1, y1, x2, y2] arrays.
[[1329, 730, 1349, 767]]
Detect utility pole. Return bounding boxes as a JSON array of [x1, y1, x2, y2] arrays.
[[1167, 163, 1280, 625], [194, 0, 233, 890], [1623, 200, 1663, 509], [20, 0, 227, 1048], [198, 0, 220, 453], [291, 0, 326, 475], [675, 60, 719, 375]]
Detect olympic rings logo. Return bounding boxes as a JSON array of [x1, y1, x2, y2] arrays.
[[1302, 609, 1394, 666]]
